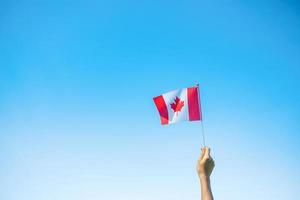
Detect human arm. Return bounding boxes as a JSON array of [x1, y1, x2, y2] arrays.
[[196, 147, 215, 200]]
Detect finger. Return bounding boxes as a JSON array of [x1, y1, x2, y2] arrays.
[[204, 147, 211, 157], [211, 160, 215, 167]]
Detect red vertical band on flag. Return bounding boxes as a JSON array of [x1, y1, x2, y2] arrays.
[[187, 86, 202, 121], [153, 95, 169, 125]]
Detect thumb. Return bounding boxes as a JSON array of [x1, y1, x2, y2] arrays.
[[200, 148, 205, 160]]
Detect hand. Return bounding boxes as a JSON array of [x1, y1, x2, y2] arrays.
[[196, 147, 215, 178]]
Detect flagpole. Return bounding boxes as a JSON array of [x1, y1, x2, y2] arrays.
[[201, 120, 206, 147], [197, 83, 206, 147]]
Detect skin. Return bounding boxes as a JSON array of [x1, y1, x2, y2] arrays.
[[196, 147, 215, 200]]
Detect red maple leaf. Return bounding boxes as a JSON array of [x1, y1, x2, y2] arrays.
[[170, 96, 184, 116]]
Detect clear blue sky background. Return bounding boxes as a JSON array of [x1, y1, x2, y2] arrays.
[[1, 0, 300, 199]]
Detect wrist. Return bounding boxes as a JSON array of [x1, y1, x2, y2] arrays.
[[199, 174, 210, 181]]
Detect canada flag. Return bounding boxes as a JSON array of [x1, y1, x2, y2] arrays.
[[153, 85, 202, 125]]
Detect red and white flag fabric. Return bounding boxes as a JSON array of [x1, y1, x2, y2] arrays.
[[153, 85, 202, 125]]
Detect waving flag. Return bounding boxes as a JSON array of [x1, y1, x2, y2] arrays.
[[153, 85, 202, 125]]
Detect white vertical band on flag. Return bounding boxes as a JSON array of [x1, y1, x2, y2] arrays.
[[162, 88, 188, 124]]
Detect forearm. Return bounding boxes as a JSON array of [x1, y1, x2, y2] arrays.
[[200, 175, 214, 200]]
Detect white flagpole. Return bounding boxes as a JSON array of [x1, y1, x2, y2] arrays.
[[197, 83, 206, 147], [201, 120, 206, 147]]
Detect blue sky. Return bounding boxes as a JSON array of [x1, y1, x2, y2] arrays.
[[0, 0, 300, 199]]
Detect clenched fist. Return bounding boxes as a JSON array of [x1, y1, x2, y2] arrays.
[[196, 147, 215, 178]]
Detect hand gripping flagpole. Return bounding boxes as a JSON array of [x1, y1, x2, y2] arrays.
[[197, 84, 206, 147]]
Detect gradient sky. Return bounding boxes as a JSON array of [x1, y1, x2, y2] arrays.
[[1, 0, 300, 200]]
